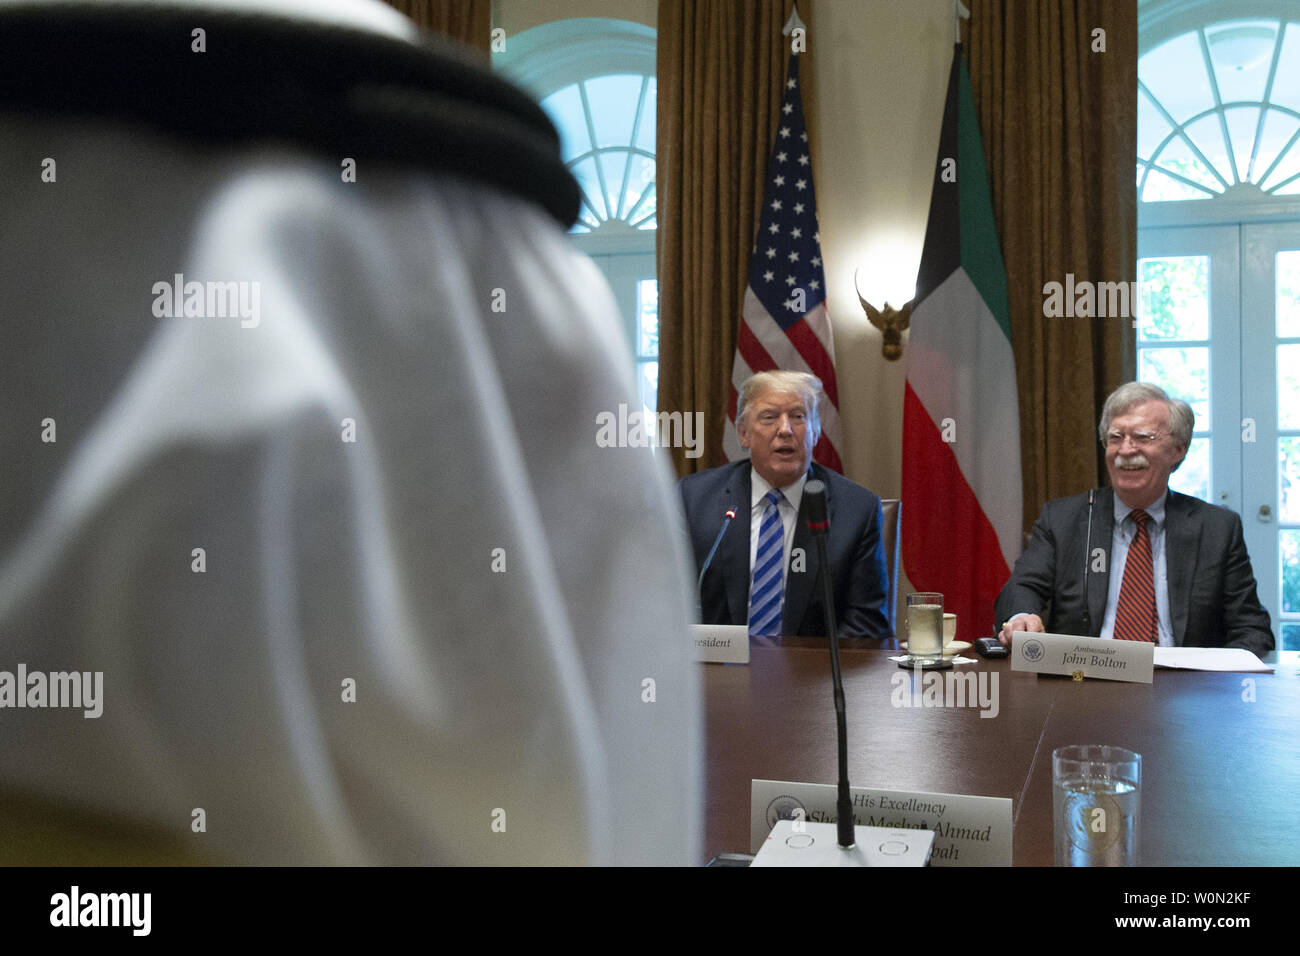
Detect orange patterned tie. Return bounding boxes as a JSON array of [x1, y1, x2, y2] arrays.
[[1114, 509, 1157, 642]]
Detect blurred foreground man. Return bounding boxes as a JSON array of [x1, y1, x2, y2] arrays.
[[0, 0, 699, 864], [679, 371, 890, 640], [996, 382, 1272, 656]]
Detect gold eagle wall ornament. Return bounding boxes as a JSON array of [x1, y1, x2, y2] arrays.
[[854, 269, 913, 361]]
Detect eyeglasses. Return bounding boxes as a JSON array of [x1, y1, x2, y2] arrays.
[[1104, 430, 1165, 448]]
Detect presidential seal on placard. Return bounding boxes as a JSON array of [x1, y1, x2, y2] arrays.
[[765, 795, 808, 830], [1021, 638, 1045, 662]]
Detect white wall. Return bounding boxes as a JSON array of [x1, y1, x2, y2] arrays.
[[811, 0, 954, 501]]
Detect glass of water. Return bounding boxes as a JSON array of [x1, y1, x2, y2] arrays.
[[1052, 745, 1142, 866], [906, 592, 944, 662]]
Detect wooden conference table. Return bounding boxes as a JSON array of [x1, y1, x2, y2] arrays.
[[703, 641, 1300, 865]]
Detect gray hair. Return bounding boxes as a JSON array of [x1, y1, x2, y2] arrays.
[[736, 370, 823, 444], [1098, 381, 1194, 450]]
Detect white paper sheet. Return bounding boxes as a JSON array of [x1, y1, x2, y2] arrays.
[[1153, 647, 1273, 672]]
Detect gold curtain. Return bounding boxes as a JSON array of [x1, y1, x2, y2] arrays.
[[383, 0, 491, 54], [657, 1, 802, 476], [966, 0, 1137, 533]]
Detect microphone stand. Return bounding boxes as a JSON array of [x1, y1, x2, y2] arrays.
[[805, 480, 855, 849], [697, 508, 736, 619]]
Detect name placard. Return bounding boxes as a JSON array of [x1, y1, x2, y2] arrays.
[[750, 779, 1011, 866], [1011, 632, 1154, 683], [691, 624, 749, 664]]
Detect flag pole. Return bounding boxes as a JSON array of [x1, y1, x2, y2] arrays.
[[954, 0, 970, 46], [783, 4, 805, 39]]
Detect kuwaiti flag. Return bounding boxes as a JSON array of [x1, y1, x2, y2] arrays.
[[902, 44, 1022, 642]]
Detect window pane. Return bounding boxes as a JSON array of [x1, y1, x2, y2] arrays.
[[1271, 24, 1300, 113], [1141, 166, 1214, 202], [629, 182, 656, 226], [1169, 436, 1210, 501], [576, 200, 600, 231], [634, 78, 656, 153], [1138, 255, 1210, 340], [1138, 88, 1173, 161], [600, 150, 630, 219], [1224, 106, 1262, 182], [1282, 622, 1300, 652], [1154, 132, 1222, 192], [1261, 132, 1300, 191], [1279, 344, 1300, 429], [585, 75, 643, 150], [638, 360, 658, 416], [637, 279, 658, 358], [1279, 250, 1300, 337], [1280, 437, 1300, 523], [1140, 33, 1215, 124], [570, 156, 607, 220], [1205, 21, 1277, 104], [1282, 529, 1300, 614], [1183, 115, 1232, 177], [1255, 110, 1299, 184], [1155, 129, 1225, 192], [1139, 347, 1209, 424], [621, 154, 655, 223], [540, 84, 592, 163]]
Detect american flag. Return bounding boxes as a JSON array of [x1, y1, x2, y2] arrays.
[[724, 50, 842, 473]]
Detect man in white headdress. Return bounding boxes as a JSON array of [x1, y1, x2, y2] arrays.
[[0, 0, 700, 865]]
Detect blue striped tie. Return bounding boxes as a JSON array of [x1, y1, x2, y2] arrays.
[[748, 489, 787, 637]]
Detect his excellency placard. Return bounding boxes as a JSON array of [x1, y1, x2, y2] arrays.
[[751, 780, 1012, 866]]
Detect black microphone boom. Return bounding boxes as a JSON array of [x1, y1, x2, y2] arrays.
[[1083, 488, 1095, 635], [697, 506, 737, 615], [804, 480, 856, 850]]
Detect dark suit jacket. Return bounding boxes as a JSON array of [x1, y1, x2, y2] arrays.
[[678, 460, 890, 639], [994, 488, 1273, 656]]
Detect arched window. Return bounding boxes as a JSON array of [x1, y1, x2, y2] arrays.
[[496, 19, 659, 412], [539, 73, 656, 234], [1139, 16, 1300, 201]]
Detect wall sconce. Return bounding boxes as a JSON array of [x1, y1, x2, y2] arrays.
[[854, 269, 914, 361]]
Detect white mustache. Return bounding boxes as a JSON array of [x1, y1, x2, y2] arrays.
[[1115, 453, 1149, 469]]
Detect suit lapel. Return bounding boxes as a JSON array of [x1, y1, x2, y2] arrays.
[[720, 463, 752, 626], [1087, 489, 1114, 636], [781, 465, 822, 635], [1164, 491, 1198, 646]]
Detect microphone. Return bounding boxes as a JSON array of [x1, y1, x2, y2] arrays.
[[749, 484, 936, 866], [697, 506, 738, 616], [805, 480, 855, 850], [1083, 488, 1095, 635]]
